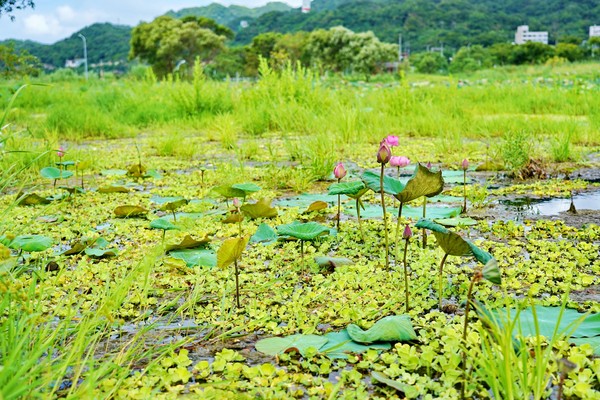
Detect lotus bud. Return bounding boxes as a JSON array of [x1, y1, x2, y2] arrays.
[[333, 162, 347, 180], [232, 198, 240, 208], [403, 225, 412, 240], [426, 162, 432, 169], [384, 135, 399, 147], [57, 146, 65, 158], [377, 142, 392, 164], [390, 156, 410, 168], [462, 158, 469, 171]]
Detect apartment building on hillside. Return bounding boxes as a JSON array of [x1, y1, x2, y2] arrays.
[[515, 25, 548, 45]]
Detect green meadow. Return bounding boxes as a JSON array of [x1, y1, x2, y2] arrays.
[[0, 62, 599, 399]]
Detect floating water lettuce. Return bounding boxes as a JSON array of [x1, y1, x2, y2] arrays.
[[371, 371, 418, 397]]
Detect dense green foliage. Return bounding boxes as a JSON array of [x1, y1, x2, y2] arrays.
[[0, 0, 33, 19], [0, 43, 40, 78], [1, 23, 130, 69], [165, 2, 291, 26], [233, 0, 600, 51]]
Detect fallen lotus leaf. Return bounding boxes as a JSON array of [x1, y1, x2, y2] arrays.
[[160, 199, 189, 212], [217, 236, 250, 269], [314, 256, 353, 269], [255, 334, 329, 357], [166, 235, 211, 252], [250, 223, 278, 245], [64, 242, 87, 256], [9, 235, 53, 252], [304, 201, 329, 213], [320, 329, 391, 359], [347, 315, 417, 344], [17, 192, 51, 206], [114, 205, 148, 218], [98, 186, 130, 193], [168, 249, 216, 268], [241, 198, 278, 219], [127, 164, 147, 177]]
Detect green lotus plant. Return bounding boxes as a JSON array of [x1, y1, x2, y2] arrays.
[[217, 235, 250, 308], [333, 163, 347, 230], [159, 198, 189, 222], [461, 159, 469, 213], [40, 166, 74, 190], [376, 140, 392, 268], [401, 225, 412, 313], [212, 183, 261, 205], [328, 180, 368, 241], [277, 221, 329, 270], [149, 218, 179, 244], [414, 219, 497, 310]]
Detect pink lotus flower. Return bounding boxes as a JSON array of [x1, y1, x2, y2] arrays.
[[390, 156, 410, 168], [426, 162, 432, 169], [377, 142, 392, 164], [403, 225, 413, 240], [384, 135, 399, 147], [232, 198, 241, 208], [333, 162, 347, 180], [462, 158, 469, 171], [57, 146, 65, 158]]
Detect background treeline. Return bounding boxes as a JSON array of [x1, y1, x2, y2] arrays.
[[2, 0, 600, 79]]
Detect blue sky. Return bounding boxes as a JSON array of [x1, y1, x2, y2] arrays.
[[0, 1, 302, 44]]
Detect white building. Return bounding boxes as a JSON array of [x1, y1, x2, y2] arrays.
[[515, 25, 548, 45], [302, 0, 311, 13], [590, 25, 600, 37], [65, 59, 85, 68]]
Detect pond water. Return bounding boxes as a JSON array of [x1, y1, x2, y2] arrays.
[[500, 190, 600, 218]]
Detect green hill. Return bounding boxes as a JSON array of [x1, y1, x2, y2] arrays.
[[2, 23, 131, 69], [233, 0, 600, 51], [165, 2, 292, 26]]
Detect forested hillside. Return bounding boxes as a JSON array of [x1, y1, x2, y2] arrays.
[[165, 2, 291, 26]]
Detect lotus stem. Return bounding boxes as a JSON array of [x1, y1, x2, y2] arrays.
[[461, 268, 482, 400], [356, 198, 364, 242], [172, 210, 177, 222], [234, 259, 241, 308], [438, 253, 449, 310], [380, 164, 390, 268], [462, 169, 467, 213], [422, 197, 427, 248], [300, 240, 305, 272], [394, 202, 404, 265], [403, 238, 410, 313]]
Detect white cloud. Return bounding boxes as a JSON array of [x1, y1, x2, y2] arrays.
[[57, 5, 77, 22], [23, 14, 61, 36]]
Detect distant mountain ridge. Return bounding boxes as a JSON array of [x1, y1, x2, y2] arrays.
[[3, 0, 599, 69], [165, 2, 292, 26]]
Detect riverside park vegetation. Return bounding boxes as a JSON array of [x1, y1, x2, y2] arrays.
[[1, 61, 600, 399]]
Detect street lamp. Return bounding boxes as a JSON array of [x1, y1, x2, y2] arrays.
[[78, 33, 88, 80]]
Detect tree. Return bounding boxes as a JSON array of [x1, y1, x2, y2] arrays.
[[555, 43, 584, 62], [449, 45, 493, 73], [0, 0, 34, 20], [0, 44, 41, 78], [410, 52, 448, 74], [129, 15, 227, 78]]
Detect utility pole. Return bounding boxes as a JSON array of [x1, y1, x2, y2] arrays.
[[398, 34, 403, 61], [78, 33, 88, 80]]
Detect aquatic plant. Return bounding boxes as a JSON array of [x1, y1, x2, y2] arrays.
[[377, 140, 392, 268]]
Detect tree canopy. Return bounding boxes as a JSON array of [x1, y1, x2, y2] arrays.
[[0, 0, 33, 19], [129, 15, 229, 77]]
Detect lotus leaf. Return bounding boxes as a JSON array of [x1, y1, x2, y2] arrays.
[[127, 164, 147, 177], [314, 256, 353, 269], [250, 224, 278, 245], [222, 212, 244, 224], [320, 330, 391, 359], [345, 204, 460, 220], [347, 315, 417, 344], [275, 193, 334, 209], [434, 217, 478, 227], [149, 218, 178, 231], [40, 167, 73, 180], [150, 195, 186, 205], [240, 198, 278, 219], [217, 236, 250, 269], [17, 192, 51, 206], [361, 171, 406, 195], [9, 235, 53, 252], [212, 185, 246, 199], [169, 249, 217, 268], [85, 247, 118, 258], [255, 334, 329, 357], [145, 169, 162, 179], [328, 181, 367, 197], [394, 163, 445, 203], [482, 258, 501, 284], [277, 221, 329, 241], [231, 183, 261, 194], [114, 205, 148, 218], [55, 161, 75, 167], [101, 169, 128, 176], [304, 201, 328, 213], [442, 170, 474, 184], [166, 235, 211, 252]]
